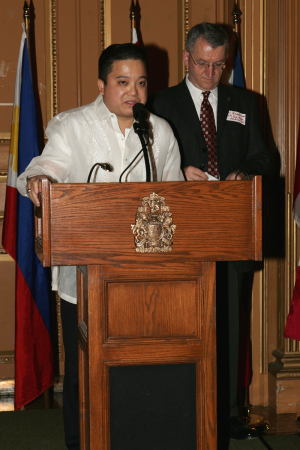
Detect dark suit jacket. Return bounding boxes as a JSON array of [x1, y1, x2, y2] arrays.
[[147, 80, 270, 180], [147, 80, 270, 271]]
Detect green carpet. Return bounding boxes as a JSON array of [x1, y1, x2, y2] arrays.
[[229, 434, 300, 450], [0, 410, 66, 450], [0, 409, 299, 449]]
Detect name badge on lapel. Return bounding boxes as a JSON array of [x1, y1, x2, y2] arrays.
[[226, 110, 246, 125]]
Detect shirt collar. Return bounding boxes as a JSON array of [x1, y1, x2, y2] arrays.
[[185, 74, 218, 101], [95, 94, 112, 121], [95, 94, 134, 137]]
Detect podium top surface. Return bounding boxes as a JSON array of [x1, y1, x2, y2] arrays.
[[35, 178, 262, 266]]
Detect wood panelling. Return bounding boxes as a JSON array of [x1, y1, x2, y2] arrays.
[[0, 260, 15, 352], [111, 0, 180, 92], [0, 143, 9, 171], [107, 280, 199, 339], [0, 1, 47, 133], [269, 374, 300, 414], [0, 182, 7, 213], [0, 259, 15, 378], [55, 0, 102, 112], [0, 3, 24, 133], [188, 0, 235, 29], [245, 0, 300, 411]]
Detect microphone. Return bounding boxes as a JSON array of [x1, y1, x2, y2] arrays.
[[87, 163, 113, 183], [132, 103, 151, 182], [133, 103, 149, 139]]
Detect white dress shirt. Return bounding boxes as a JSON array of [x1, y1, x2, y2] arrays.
[[185, 74, 218, 128], [17, 95, 184, 303]]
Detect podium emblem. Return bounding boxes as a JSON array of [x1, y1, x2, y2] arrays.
[[131, 192, 176, 253]]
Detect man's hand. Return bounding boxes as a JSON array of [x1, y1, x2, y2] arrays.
[[26, 175, 50, 207], [184, 166, 209, 181], [226, 171, 248, 181]]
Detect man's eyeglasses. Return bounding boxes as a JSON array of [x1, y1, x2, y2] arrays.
[[189, 53, 226, 71]]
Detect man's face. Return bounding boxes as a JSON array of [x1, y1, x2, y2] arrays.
[[183, 37, 227, 91], [98, 59, 147, 125]]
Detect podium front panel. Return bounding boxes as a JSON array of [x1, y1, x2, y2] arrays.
[[40, 179, 262, 266], [77, 261, 217, 449]]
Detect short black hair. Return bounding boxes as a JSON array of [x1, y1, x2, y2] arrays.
[[186, 23, 229, 54], [98, 43, 148, 84]]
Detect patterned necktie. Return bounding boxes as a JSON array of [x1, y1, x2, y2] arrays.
[[200, 91, 218, 178]]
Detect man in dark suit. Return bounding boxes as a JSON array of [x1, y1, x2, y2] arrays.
[[148, 22, 270, 441]]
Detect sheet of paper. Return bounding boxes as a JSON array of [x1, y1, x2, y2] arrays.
[[205, 172, 219, 181]]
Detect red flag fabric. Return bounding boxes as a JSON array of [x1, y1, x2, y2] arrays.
[[284, 123, 300, 341]]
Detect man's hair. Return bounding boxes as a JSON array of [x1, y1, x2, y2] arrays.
[[186, 23, 229, 54], [98, 43, 148, 84]]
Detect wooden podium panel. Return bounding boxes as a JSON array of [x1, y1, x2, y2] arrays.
[[77, 261, 216, 449], [35, 177, 262, 449], [35, 178, 262, 267], [107, 279, 198, 338]]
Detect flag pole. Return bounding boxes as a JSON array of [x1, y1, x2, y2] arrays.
[[23, 0, 30, 56], [232, 0, 250, 417], [232, 0, 241, 35], [130, 0, 136, 34], [130, 0, 139, 45], [23, 0, 29, 32]]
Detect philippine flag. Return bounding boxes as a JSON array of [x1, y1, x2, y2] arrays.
[[2, 27, 54, 410], [284, 123, 300, 341]]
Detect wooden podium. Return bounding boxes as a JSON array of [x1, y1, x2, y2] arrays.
[[35, 177, 262, 450]]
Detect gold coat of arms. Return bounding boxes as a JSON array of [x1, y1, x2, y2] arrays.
[[131, 192, 176, 253]]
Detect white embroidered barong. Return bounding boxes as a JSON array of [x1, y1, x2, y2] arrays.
[[17, 95, 184, 303]]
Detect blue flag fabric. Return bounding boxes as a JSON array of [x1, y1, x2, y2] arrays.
[[233, 44, 245, 89], [17, 38, 52, 334], [14, 35, 53, 410]]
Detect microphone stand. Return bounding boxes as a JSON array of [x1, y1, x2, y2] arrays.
[[133, 123, 151, 182], [87, 163, 113, 182]]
